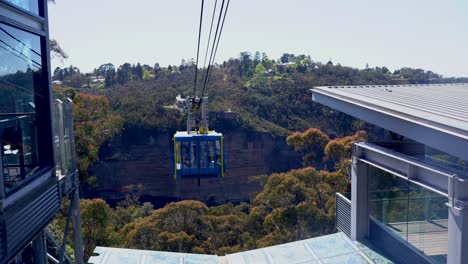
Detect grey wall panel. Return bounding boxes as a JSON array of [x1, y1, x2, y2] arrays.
[[4, 184, 59, 257], [336, 193, 352, 237]]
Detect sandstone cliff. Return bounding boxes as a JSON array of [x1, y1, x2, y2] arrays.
[[90, 128, 301, 204]]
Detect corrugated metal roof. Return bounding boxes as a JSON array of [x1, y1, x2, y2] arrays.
[[313, 84, 468, 136], [88, 233, 392, 264], [312, 83, 468, 160]]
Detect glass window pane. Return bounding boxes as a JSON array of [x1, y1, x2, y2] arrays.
[[368, 167, 448, 263], [174, 141, 181, 170], [1, 23, 44, 194], [1, 115, 39, 192], [4, 0, 40, 16], [207, 141, 215, 168], [199, 141, 206, 168], [215, 140, 221, 168], [181, 142, 190, 169], [190, 141, 197, 168], [1, 23, 42, 115]]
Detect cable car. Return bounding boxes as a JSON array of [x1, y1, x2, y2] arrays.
[[171, 97, 226, 180]]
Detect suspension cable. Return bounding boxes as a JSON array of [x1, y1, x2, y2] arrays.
[[199, 0, 218, 91], [200, 0, 230, 99], [193, 0, 205, 96]]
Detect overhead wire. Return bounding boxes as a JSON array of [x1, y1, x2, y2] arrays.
[[193, 0, 205, 96], [200, 0, 230, 99], [0, 27, 41, 57], [199, 0, 225, 99], [0, 42, 41, 69], [206, 0, 230, 82], [0, 39, 42, 68], [199, 0, 218, 89], [0, 78, 44, 98]]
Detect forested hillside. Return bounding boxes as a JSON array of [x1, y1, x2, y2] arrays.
[[51, 52, 468, 260], [53, 52, 468, 138]]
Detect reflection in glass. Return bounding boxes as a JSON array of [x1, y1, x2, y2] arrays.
[[4, 0, 39, 15], [425, 146, 468, 177], [1, 115, 39, 192], [368, 168, 448, 263], [54, 100, 74, 177], [1, 22, 43, 194], [1, 22, 42, 115]]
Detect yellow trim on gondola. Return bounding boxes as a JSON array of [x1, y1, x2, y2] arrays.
[[221, 135, 224, 177], [173, 136, 177, 179]]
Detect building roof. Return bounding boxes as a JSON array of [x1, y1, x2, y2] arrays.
[[311, 83, 468, 161], [225, 233, 391, 264], [174, 131, 222, 138], [88, 233, 392, 264], [88, 247, 218, 264]]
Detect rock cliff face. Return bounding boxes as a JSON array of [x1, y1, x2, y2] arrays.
[[90, 128, 301, 204]]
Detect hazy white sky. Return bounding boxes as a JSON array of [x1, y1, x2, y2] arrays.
[[49, 0, 468, 77]]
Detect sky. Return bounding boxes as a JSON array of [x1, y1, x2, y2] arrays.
[[48, 0, 468, 77]]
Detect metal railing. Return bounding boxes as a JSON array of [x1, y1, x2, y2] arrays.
[[424, 155, 468, 177], [53, 98, 79, 197], [0, 114, 39, 196], [369, 192, 448, 263]]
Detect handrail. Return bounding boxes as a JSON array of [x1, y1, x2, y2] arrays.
[[0, 112, 36, 117], [0, 114, 35, 123]]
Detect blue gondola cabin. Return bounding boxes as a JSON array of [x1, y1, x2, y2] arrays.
[[172, 131, 226, 179]]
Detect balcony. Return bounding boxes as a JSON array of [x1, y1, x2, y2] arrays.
[[0, 98, 77, 263], [1, 114, 39, 195], [53, 98, 78, 195]]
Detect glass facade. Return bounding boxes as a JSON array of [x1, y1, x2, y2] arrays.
[[53, 99, 74, 177], [3, 0, 40, 16], [368, 168, 448, 263], [1, 22, 46, 194], [425, 146, 468, 177]]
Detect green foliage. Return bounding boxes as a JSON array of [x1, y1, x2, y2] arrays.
[[60, 51, 467, 139], [62, 165, 348, 258], [81, 199, 116, 259], [72, 93, 123, 185], [287, 128, 330, 168], [54, 52, 468, 259]]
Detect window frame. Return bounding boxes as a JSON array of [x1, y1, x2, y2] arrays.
[[0, 0, 55, 197], [0, 0, 44, 18]]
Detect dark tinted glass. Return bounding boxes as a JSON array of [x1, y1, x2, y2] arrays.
[[0, 22, 42, 115], [4, 0, 40, 16], [1, 22, 43, 194]]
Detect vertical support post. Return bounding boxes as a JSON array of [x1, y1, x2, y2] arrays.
[[59, 195, 74, 264], [447, 175, 468, 264], [448, 206, 468, 264], [66, 99, 84, 264], [187, 97, 193, 133], [72, 189, 84, 264], [351, 143, 369, 241], [57, 100, 66, 176], [17, 125, 25, 180], [382, 198, 388, 223], [0, 134, 5, 199], [32, 230, 47, 264], [201, 97, 208, 133]]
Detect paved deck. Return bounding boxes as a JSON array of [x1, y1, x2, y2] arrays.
[[388, 220, 448, 261]]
